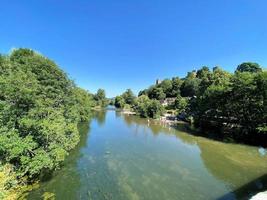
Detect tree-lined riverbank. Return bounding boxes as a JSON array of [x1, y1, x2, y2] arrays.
[[0, 49, 105, 199], [114, 63, 267, 146]]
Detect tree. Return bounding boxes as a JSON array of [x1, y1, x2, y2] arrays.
[[138, 89, 148, 97], [0, 48, 94, 194], [137, 64, 267, 144], [196, 66, 213, 94], [255, 71, 267, 133], [149, 87, 166, 100], [181, 76, 200, 97], [114, 96, 125, 108], [122, 89, 136, 105], [146, 100, 165, 119], [94, 89, 106, 101], [196, 66, 210, 79], [174, 96, 189, 113], [134, 95, 150, 117], [211, 67, 232, 85], [225, 72, 265, 133], [236, 62, 262, 73], [159, 79, 173, 97], [94, 89, 108, 107], [171, 77, 183, 97], [134, 95, 164, 118], [72, 87, 94, 121]]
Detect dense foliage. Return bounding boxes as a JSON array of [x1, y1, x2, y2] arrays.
[[137, 62, 267, 144], [114, 89, 165, 119], [134, 95, 165, 118], [94, 89, 108, 108], [0, 49, 95, 198]]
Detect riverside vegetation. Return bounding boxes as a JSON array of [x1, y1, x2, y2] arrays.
[[0, 48, 266, 199], [114, 63, 267, 146], [0, 49, 108, 199]]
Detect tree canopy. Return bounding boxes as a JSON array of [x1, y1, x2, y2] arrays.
[[0, 48, 95, 198], [236, 62, 262, 73], [137, 62, 266, 144]]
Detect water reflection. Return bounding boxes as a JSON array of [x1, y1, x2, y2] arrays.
[[120, 113, 267, 199], [28, 111, 267, 200], [93, 110, 106, 126], [28, 122, 91, 199]]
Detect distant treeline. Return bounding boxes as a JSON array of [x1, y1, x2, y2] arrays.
[[0, 48, 108, 199], [114, 62, 267, 145]]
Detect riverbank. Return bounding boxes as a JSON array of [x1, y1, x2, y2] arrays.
[[121, 110, 136, 115], [119, 109, 187, 127]]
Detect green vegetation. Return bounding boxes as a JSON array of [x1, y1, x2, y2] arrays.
[[236, 62, 262, 73], [121, 62, 266, 145], [114, 96, 126, 109], [114, 89, 136, 110], [0, 48, 96, 199], [94, 89, 109, 108], [1, 47, 266, 198], [114, 89, 165, 119], [134, 95, 165, 118]]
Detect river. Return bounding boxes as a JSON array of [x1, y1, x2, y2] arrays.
[[28, 110, 267, 200]]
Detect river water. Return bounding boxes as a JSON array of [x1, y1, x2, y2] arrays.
[[28, 110, 267, 200]]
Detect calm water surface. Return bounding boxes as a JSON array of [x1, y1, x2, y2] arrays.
[[28, 110, 267, 200]]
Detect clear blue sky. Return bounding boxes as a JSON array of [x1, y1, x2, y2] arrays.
[[1, 0, 267, 97]]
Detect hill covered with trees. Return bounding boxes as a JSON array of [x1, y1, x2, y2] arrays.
[[115, 62, 267, 145], [0, 48, 98, 199]]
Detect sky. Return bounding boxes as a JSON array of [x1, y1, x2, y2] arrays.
[[0, 0, 267, 97]]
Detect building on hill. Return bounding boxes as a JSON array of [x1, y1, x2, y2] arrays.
[[156, 79, 162, 85]]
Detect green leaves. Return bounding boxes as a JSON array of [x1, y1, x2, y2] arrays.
[[137, 62, 266, 140], [0, 48, 93, 180], [94, 89, 108, 107], [122, 89, 136, 105], [115, 96, 126, 109], [236, 62, 262, 73], [0, 128, 37, 162], [134, 95, 164, 119]]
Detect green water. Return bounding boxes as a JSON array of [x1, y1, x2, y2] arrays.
[[28, 110, 267, 200]]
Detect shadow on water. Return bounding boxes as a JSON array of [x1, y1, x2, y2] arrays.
[[197, 138, 267, 200], [175, 123, 267, 200], [120, 113, 267, 200], [217, 174, 267, 200]]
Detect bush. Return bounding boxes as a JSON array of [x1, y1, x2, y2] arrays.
[[134, 95, 164, 118]]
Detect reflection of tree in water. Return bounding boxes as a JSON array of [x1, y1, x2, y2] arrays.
[[197, 139, 267, 199], [121, 114, 197, 138], [115, 110, 122, 118], [93, 110, 107, 126], [122, 115, 164, 135], [120, 113, 267, 199], [28, 122, 91, 200], [162, 121, 267, 198], [77, 121, 91, 149]]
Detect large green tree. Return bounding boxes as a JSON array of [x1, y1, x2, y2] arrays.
[[122, 89, 136, 105], [114, 96, 126, 108], [94, 89, 108, 107], [0, 48, 94, 185], [236, 62, 262, 73]]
